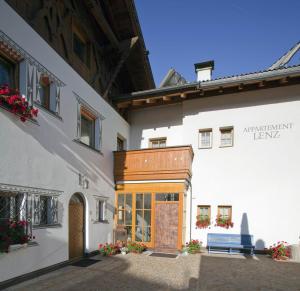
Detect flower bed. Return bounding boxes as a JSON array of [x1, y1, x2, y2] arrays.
[[185, 239, 202, 254], [269, 241, 290, 260], [98, 241, 147, 256], [0, 84, 38, 122], [0, 220, 34, 253], [196, 216, 210, 229]]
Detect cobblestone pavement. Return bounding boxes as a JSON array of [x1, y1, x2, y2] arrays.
[[5, 252, 300, 291]]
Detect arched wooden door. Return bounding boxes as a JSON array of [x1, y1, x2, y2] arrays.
[[69, 193, 84, 259]]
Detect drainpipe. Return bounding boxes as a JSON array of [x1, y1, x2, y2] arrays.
[[187, 180, 192, 241]]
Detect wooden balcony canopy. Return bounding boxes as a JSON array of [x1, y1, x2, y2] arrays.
[[114, 146, 194, 182]]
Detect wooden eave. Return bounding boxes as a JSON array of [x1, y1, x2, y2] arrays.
[[113, 68, 300, 111]]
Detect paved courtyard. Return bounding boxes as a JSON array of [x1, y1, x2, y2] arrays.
[[5, 252, 300, 291]]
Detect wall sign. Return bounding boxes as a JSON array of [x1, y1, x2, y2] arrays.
[[244, 123, 293, 140]]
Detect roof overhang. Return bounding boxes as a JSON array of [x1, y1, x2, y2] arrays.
[[113, 65, 300, 111]]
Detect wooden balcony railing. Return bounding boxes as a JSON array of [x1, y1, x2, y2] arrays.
[[114, 145, 194, 182]]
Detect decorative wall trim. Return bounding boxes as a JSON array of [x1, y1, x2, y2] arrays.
[[0, 183, 63, 196], [0, 30, 65, 87]]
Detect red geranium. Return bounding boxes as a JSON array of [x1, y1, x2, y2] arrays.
[[0, 84, 38, 122]]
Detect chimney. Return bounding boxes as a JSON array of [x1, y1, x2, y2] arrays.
[[194, 60, 214, 82]]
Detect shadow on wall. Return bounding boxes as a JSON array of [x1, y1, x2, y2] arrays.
[[240, 212, 266, 251], [5, 108, 114, 190]]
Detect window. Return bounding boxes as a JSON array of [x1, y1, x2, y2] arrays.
[[217, 206, 232, 222], [156, 193, 179, 201], [0, 54, 16, 87], [33, 195, 59, 227], [117, 137, 125, 151], [39, 74, 51, 110], [149, 137, 166, 148], [97, 200, 107, 222], [220, 127, 234, 147], [76, 98, 103, 152], [80, 108, 95, 147], [197, 205, 211, 221], [199, 129, 212, 148], [72, 25, 90, 67], [135, 193, 152, 242], [0, 193, 27, 223], [117, 193, 132, 241]]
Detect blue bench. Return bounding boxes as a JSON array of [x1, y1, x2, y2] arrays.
[[207, 233, 255, 255]]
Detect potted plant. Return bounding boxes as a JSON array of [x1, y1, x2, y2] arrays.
[[127, 242, 147, 254], [120, 247, 128, 255], [0, 220, 34, 253], [98, 243, 119, 256], [186, 239, 202, 254], [181, 246, 189, 256], [269, 241, 290, 260]]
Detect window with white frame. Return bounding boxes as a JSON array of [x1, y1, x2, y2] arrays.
[[149, 137, 166, 148], [76, 97, 103, 151], [95, 198, 108, 222], [199, 129, 212, 148], [220, 127, 234, 147]]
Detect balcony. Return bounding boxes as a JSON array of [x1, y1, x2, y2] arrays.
[[114, 145, 194, 182]]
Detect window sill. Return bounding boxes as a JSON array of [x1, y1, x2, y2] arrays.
[[93, 220, 109, 224], [33, 223, 62, 229], [34, 102, 62, 121], [73, 139, 103, 155], [0, 104, 39, 125], [219, 145, 233, 148], [198, 146, 212, 149]]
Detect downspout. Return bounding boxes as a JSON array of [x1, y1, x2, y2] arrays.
[[187, 179, 192, 241]]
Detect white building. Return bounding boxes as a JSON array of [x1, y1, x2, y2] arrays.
[[1, 0, 300, 285]]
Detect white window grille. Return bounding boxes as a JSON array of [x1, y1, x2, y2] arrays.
[[199, 129, 212, 148]]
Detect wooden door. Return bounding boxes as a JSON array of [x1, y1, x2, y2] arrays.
[[155, 203, 178, 250], [69, 195, 84, 259]]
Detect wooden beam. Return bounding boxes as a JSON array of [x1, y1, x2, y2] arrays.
[[163, 96, 172, 102], [85, 0, 119, 48], [238, 83, 244, 90], [180, 93, 187, 99], [103, 37, 139, 99], [279, 77, 289, 84], [218, 87, 223, 93], [117, 101, 131, 109], [258, 81, 265, 88], [132, 100, 144, 106], [146, 98, 156, 104]]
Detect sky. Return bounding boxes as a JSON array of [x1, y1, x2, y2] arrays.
[[135, 0, 300, 87]]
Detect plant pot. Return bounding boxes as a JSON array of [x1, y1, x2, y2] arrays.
[[121, 251, 127, 255], [274, 256, 289, 261], [8, 243, 28, 252]]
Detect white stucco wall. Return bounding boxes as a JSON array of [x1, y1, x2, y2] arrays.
[[0, 2, 129, 282], [129, 84, 300, 250]]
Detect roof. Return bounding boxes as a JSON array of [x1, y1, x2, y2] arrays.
[[113, 42, 300, 112], [159, 68, 188, 88]]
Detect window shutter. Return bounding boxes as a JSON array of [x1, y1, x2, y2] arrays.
[[19, 60, 27, 99], [26, 62, 34, 106], [49, 82, 57, 113], [95, 118, 102, 150], [33, 195, 40, 225], [35, 69, 42, 104], [104, 201, 107, 220], [55, 86, 61, 115], [96, 200, 100, 221], [77, 102, 81, 139]]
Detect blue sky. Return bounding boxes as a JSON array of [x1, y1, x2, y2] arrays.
[[135, 0, 300, 87]]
